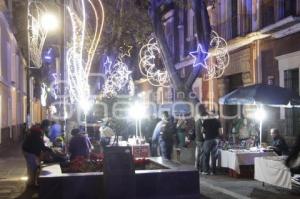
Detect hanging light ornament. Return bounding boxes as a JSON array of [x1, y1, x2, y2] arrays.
[[190, 31, 230, 80], [28, 0, 48, 68], [102, 56, 134, 98], [41, 83, 47, 107], [66, 0, 104, 104], [139, 38, 170, 87]]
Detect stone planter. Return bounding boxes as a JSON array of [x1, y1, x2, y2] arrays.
[[39, 157, 200, 199]]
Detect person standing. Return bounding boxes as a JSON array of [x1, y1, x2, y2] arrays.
[[22, 127, 52, 187], [176, 117, 187, 148], [202, 111, 223, 175], [49, 121, 62, 143], [194, 105, 207, 172], [153, 111, 175, 159]]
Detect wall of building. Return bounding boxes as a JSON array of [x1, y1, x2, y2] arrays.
[[210, 0, 300, 145], [0, 11, 42, 150]]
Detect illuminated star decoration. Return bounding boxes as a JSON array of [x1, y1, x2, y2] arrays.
[[189, 31, 230, 80], [120, 45, 133, 58], [66, 0, 104, 104], [102, 55, 134, 98], [104, 57, 112, 75], [139, 37, 170, 87], [28, 0, 48, 68], [189, 44, 209, 68]]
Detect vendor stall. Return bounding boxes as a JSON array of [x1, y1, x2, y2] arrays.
[[220, 149, 276, 177], [255, 156, 292, 189]]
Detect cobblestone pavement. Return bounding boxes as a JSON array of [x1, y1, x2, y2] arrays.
[[0, 144, 35, 199]]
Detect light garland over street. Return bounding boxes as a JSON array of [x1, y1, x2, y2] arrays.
[[66, 0, 104, 104], [102, 56, 134, 98], [28, 0, 48, 68], [190, 31, 230, 80], [139, 38, 170, 87]]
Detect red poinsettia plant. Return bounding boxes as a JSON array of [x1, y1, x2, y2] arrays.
[[62, 153, 151, 173]]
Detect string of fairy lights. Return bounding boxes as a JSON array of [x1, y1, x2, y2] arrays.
[[30, 0, 229, 112], [139, 37, 170, 87], [102, 55, 134, 98], [66, 0, 104, 105], [28, 0, 48, 68]]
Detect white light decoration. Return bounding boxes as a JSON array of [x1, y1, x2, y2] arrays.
[[102, 56, 134, 98], [28, 0, 48, 68], [189, 31, 230, 80], [41, 83, 47, 107], [139, 38, 170, 87], [66, 0, 104, 105], [50, 73, 59, 100], [120, 45, 133, 58]]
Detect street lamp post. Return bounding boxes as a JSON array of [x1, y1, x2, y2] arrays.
[[26, 0, 60, 129]]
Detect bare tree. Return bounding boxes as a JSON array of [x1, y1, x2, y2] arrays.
[[149, 0, 211, 96]]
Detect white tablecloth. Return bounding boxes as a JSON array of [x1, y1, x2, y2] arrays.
[[254, 156, 292, 189], [220, 150, 276, 174]]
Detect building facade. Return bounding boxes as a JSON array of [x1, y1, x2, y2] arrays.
[[0, 2, 41, 151], [210, 0, 300, 143], [156, 0, 300, 143]]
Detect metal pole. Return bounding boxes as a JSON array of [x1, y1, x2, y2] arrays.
[[139, 119, 141, 138], [60, 0, 67, 140], [85, 113, 87, 132], [135, 119, 138, 138], [259, 104, 263, 147], [26, 0, 31, 130]]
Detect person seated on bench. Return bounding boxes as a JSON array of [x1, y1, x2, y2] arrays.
[[268, 128, 289, 156]]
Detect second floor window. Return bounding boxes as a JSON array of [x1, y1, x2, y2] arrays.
[[284, 0, 297, 17], [232, 0, 238, 38], [261, 0, 274, 28]]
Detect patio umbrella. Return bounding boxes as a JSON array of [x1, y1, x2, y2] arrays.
[[219, 84, 300, 146], [219, 84, 300, 106]]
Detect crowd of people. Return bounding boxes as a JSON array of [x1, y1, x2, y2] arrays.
[[22, 105, 300, 187], [22, 120, 94, 188]]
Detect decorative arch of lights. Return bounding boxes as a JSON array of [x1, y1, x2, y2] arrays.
[[66, 0, 104, 104], [102, 56, 134, 98], [28, 0, 48, 68], [139, 38, 170, 87], [190, 31, 230, 81]]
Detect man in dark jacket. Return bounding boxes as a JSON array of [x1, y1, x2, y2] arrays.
[[202, 111, 223, 175], [195, 105, 207, 172]]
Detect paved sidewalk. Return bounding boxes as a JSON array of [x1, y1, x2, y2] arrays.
[[0, 143, 37, 199], [200, 174, 300, 199]]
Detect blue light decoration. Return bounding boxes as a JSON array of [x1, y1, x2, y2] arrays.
[[189, 43, 209, 68], [43, 48, 54, 63], [189, 31, 230, 80], [104, 56, 112, 75]]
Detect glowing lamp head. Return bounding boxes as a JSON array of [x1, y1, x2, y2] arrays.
[[254, 107, 266, 121], [79, 99, 92, 114], [129, 102, 147, 119], [41, 13, 59, 32]]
